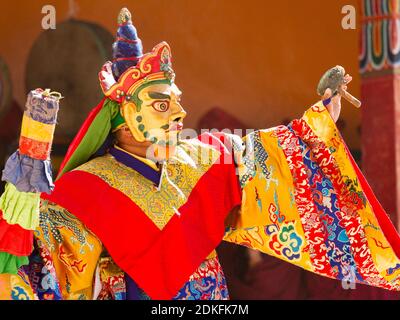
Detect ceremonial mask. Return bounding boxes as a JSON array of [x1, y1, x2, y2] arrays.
[[100, 8, 186, 153]]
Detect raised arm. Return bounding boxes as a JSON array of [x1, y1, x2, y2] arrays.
[[224, 67, 400, 292]]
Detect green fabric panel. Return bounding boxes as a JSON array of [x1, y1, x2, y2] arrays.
[[0, 252, 29, 274], [0, 183, 40, 230], [111, 108, 126, 130], [57, 99, 120, 179]]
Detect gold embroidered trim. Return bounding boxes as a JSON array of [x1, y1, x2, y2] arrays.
[[77, 139, 221, 229]]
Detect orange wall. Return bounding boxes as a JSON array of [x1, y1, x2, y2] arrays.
[[0, 0, 360, 148]]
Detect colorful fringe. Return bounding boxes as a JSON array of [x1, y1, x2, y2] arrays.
[[2, 151, 53, 194], [0, 210, 34, 256], [1, 89, 59, 194], [0, 252, 29, 274], [0, 183, 40, 230], [0, 88, 60, 275], [0, 209, 33, 274]]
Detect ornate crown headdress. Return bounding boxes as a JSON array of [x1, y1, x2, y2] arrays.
[[100, 8, 175, 104]]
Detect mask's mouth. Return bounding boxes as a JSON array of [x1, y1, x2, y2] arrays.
[[165, 122, 183, 133]]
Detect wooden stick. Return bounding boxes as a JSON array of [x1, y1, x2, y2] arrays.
[[338, 87, 362, 108]]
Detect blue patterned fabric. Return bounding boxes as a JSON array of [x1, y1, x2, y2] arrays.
[[174, 276, 229, 300], [292, 127, 363, 282], [25, 248, 63, 300], [2, 151, 54, 194], [125, 257, 230, 300]]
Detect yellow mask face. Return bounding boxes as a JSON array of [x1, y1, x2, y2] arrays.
[[121, 81, 187, 147]]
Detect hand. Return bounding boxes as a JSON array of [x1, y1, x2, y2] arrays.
[[99, 61, 117, 92], [323, 74, 352, 123]]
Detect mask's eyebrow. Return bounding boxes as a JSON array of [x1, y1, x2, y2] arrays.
[[148, 92, 170, 100]]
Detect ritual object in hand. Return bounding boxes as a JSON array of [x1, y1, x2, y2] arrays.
[[1, 88, 61, 194], [317, 65, 362, 108]]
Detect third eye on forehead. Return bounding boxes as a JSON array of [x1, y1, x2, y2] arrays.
[[148, 92, 171, 100]]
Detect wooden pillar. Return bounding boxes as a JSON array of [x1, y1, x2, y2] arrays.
[[360, 0, 400, 230]]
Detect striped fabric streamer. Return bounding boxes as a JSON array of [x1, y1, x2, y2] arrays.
[[0, 89, 60, 274], [2, 89, 60, 193], [19, 89, 60, 160]]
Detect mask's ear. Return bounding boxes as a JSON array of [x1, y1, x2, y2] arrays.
[[121, 101, 146, 142]]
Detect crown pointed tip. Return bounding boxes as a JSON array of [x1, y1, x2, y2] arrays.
[[118, 7, 132, 25]]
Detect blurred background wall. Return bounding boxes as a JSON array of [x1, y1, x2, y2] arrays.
[[0, 0, 361, 148]]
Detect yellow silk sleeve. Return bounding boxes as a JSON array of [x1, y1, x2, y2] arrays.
[[223, 128, 314, 272], [224, 102, 400, 291], [0, 273, 37, 300], [35, 199, 103, 299]]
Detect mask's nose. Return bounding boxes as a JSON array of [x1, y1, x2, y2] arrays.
[[170, 101, 187, 123]]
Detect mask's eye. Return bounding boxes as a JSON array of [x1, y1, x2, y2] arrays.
[[151, 100, 169, 112]]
